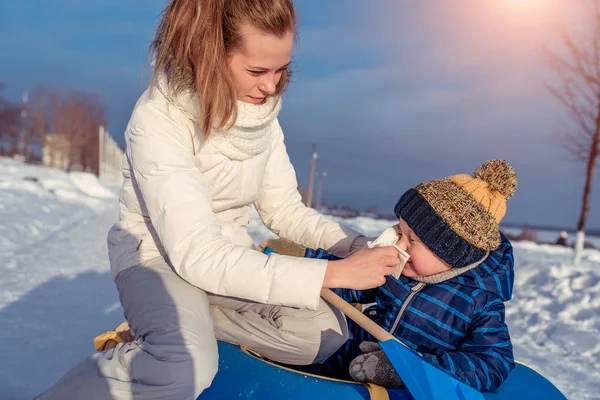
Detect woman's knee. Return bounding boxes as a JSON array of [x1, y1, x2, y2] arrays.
[[117, 260, 219, 396], [286, 300, 349, 364], [137, 325, 219, 397], [311, 302, 349, 363], [165, 307, 219, 394], [180, 331, 219, 395]]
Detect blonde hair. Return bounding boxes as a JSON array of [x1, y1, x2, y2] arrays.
[[150, 0, 296, 135]]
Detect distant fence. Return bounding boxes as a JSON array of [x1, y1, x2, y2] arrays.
[[98, 125, 124, 187]]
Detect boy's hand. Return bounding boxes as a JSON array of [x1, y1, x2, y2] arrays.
[[349, 341, 404, 388]]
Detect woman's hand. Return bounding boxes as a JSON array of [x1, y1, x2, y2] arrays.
[[323, 247, 400, 290]]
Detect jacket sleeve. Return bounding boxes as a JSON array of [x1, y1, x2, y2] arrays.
[[301, 248, 378, 304], [333, 288, 378, 305], [126, 104, 328, 310], [253, 120, 363, 257], [419, 297, 515, 392]]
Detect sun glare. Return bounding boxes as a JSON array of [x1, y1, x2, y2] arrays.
[[489, 0, 561, 29], [509, 0, 539, 5], [495, 0, 550, 11]]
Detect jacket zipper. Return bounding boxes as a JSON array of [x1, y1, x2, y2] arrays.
[[389, 282, 426, 335]]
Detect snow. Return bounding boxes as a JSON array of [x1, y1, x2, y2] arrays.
[[1, 156, 598, 399], [69, 171, 118, 199]]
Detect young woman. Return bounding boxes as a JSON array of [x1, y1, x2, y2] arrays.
[[36, 1, 399, 398]]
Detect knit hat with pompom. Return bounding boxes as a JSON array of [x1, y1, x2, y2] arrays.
[[394, 160, 517, 268]]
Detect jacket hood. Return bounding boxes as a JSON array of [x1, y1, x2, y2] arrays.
[[449, 233, 514, 301]]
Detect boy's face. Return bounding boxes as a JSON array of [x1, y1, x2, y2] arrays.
[[395, 218, 452, 277]]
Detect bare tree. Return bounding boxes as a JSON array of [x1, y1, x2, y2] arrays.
[[0, 85, 54, 162], [49, 91, 106, 173], [1, 82, 107, 172], [547, 0, 600, 264]]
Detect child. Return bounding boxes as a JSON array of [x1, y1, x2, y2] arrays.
[[262, 159, 517, 392]]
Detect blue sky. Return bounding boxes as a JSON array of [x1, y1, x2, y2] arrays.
[[1, 0, 598, 229]]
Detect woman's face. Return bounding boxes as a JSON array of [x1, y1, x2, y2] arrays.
[[228, 25, 293, 105]]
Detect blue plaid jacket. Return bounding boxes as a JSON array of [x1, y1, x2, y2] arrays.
[[301, 234, 516, 392]]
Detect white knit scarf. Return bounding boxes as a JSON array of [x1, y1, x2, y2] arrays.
[[156, 76, 281, 160]]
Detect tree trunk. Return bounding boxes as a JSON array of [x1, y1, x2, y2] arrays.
[[573, 107, 600, 265]]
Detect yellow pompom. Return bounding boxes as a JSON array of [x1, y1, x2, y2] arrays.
[[473, 160, 517, 200]]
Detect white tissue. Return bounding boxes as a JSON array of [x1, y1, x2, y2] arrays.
[[367, 226, 410, 279]]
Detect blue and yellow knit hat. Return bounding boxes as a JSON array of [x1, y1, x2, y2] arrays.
[[394, 160, 517, 268]]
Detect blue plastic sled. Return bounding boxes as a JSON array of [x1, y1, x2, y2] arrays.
[[200, 341, 411, 399], [199, 341, 566, 400], [379, 339, 567, 400]]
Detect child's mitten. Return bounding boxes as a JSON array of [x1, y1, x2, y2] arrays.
[[349, 341, 404, 388]]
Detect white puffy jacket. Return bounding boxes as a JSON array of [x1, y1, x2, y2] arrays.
[[107, 82, 363, 310]]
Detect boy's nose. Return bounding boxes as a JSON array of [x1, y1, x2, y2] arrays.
[[396, 235, 409, 251]]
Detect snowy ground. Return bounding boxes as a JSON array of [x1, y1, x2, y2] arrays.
[[0, 157, 598, 399]]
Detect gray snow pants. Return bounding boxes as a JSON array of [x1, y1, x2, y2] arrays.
[[35, 256, 349, 400]]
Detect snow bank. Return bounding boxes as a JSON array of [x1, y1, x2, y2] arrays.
[[506, 241, 600, 398], [0, 158, 118, 207], [69, 171, 117, 199]]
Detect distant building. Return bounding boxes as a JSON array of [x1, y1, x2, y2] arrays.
[[43, 133, 69, 170], [42, 133, 83, 171]]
